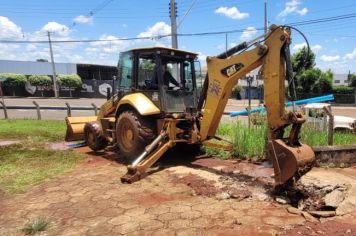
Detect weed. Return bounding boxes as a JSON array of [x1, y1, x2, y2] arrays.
[[212, 121, 356, 160], [22, 217, 50, 235]]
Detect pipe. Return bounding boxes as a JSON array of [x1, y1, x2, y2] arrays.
[[230, 94, 335, 117]]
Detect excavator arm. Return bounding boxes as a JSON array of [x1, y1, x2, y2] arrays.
[[199, 25, 315, 184], [121, 25, 315, 185]]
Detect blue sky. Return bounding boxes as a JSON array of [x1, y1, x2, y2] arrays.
[[0, 0, 355, 73]]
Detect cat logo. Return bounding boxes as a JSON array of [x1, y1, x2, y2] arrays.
[[221, 63, 244, 77]]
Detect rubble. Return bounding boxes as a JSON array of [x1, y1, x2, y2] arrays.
[[301, 211, 319, 223], [309, 211, 336, 218], [286, 207, 302, 215], [275, 196, 290, 205], [324, 189, 345, 208]]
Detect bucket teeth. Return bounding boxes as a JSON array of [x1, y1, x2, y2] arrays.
[[120, 166, 146, 184], [269, 139, 315, 185]]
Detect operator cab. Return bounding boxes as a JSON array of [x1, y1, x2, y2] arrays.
[[117, 47, 203, 114]]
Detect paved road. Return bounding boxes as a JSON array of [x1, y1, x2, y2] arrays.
[[1, 97, 355, 120], [1, 147, 356, 235]]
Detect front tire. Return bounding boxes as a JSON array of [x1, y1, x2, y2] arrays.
[[84, 121, 108, 152], [116, 111, 156, 161]]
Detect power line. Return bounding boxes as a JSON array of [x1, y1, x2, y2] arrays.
[[71, 0, 116, 28], [1, 12, 355, 44]]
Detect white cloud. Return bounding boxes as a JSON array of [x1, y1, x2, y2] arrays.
[[215, 6, 249, 20], [344, 48, 356, 60], [297, 7, 308, 16], [320, 55, 340, 62], [293, 43, 322, 52], [39, 22, 71, 37], [138, 22, 171, 39], [73, 15, 93, 25], [87, 34, 130, 55], [312, 44, 322, 52], [0, 16, 23, 39], [278, 0, 308, 18], [240, 27, 257, 41]]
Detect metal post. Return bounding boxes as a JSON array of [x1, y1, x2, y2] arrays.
[[91, 103, 98, 116], [32, 101, 41, 120], [247, 76, 253, 129], [48, 31, 59, 98], [107, 87, 111, 100], [0, 82, 6, 119], [65, 102, 72, 117], [323, 106, 334, 146], [0, 101, 8, 119]]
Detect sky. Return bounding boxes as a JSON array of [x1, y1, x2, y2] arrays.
[[0, 0, 355, 74]]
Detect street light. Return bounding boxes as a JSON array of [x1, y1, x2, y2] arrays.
[[246, 75, 254, 129]]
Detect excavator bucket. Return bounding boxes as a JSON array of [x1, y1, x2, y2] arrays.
[[65, 116, 97, 141], [268, 139, 315, 185]]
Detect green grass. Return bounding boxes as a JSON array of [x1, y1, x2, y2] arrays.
[[0, 119, 65, 142], [22, 217, 50, 235], [0, 142, 83, 194], [211, 122, 356, 160], [0, 119, 83, 194], [300, 124, 356, 146]]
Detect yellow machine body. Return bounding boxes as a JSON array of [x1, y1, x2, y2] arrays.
[[65, 93, 160, 141]]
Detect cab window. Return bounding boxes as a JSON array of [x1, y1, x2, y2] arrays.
[[118, 52, 133, 91]]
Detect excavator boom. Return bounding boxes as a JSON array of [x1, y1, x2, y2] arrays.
[[199, 25, 315, 184]]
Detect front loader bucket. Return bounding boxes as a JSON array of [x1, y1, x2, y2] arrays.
[[268, 139, 315, 185], [65, 116, 97, 141]]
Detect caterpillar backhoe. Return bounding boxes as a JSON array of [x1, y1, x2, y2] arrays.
[[65, 25, 315, 185]]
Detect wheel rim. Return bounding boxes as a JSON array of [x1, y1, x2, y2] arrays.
[[119, 122, 134, 151]]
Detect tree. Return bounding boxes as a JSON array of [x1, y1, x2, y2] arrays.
[[28, 75, 52, 97], [292, 46, 316, 75], [348, 73, 356, 89], [0, 73, 27, 96], [295, 68, 320, 93], [57, 74, 82, 97], [233, 84, 243, 99], [314, 69, 333, 94]]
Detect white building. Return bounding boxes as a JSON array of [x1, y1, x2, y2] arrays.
[[333, 74, 349, 86], [0, 60, 77, 75]]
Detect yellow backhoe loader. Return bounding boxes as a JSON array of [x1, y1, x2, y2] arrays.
[[65, 25, 315, 185]]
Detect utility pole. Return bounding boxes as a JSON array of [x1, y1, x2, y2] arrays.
[[264, 0, 268, 34], [225, 33, 228, 52], [47, 31, 59, 98], [169, 0, 178, 49]]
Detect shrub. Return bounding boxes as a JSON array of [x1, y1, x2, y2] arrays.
[[332, 86, 354, 94], [57, 74, 82, 88], [57, 74, 82, 97], [0, 73, 27, 96], [28, 75, 52, 87], [0, 73, 27, 87]]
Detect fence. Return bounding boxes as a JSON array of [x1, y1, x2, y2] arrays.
[[0, 100, 99, 120]]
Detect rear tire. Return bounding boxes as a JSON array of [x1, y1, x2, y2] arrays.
[[84, 121, 108, 152], [116, 111, 156, 162]]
